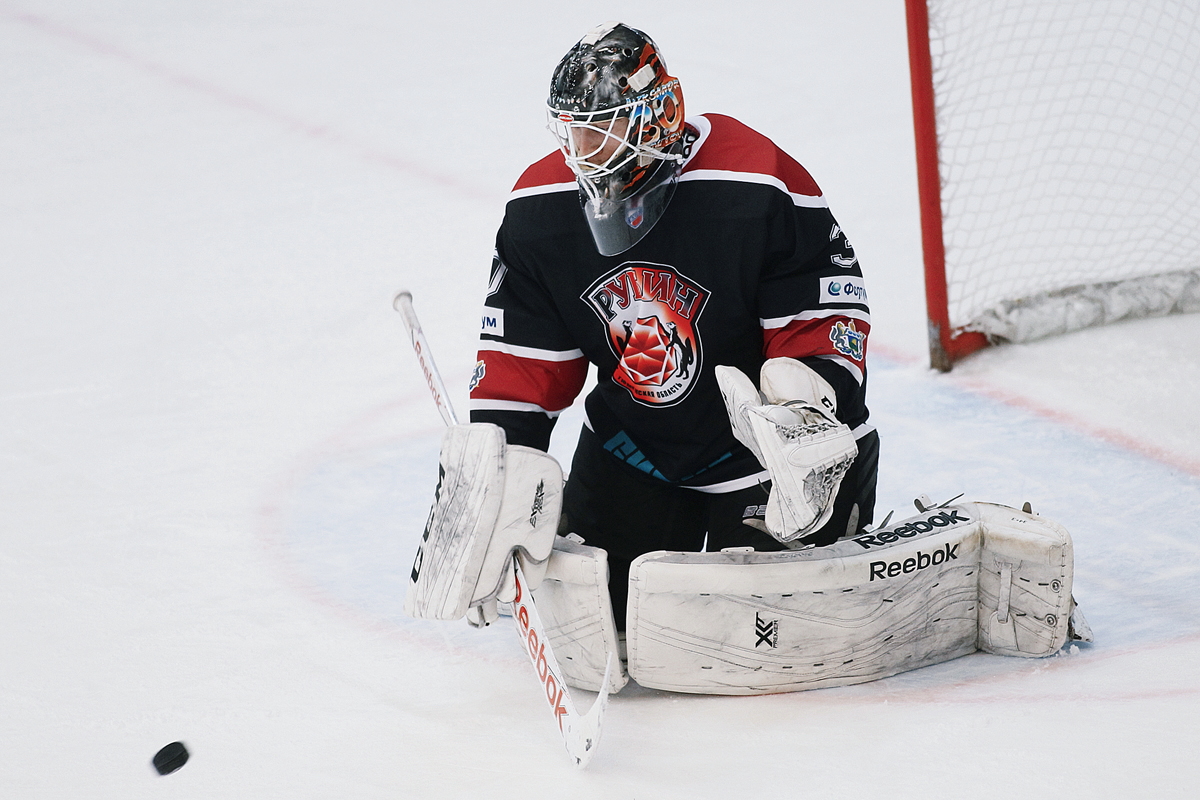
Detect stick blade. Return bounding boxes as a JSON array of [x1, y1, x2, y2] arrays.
[[512, 559, 613, 768], [562, 653, 615, 768]]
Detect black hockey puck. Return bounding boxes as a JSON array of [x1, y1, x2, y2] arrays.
[[152, 741, 189, 775]]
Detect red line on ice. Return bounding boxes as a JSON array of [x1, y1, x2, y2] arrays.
[[871, 342, 1200, 479]]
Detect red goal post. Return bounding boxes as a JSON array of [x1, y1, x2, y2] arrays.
[[905, 0, 1200, 371]]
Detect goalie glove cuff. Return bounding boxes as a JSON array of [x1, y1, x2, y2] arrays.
[[714, 364, 768, 465], [760, 356, 839, 415]]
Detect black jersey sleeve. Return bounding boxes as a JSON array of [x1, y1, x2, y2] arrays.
[[756, 200, 871, 428], [468, 239, 589, 451]]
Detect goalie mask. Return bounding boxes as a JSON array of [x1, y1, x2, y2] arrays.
[[547, 22, 688, 256]]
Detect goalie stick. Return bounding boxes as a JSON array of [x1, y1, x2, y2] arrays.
[[393, 290, 614, 768], [511, 555, 614, 767], [393, 291, 459, 427]]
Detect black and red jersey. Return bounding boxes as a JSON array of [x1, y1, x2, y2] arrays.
[[469, 113, 872, 492]]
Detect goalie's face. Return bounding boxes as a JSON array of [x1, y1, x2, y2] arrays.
[[570, 115, 630, 171], [548, 104, 639, 178]]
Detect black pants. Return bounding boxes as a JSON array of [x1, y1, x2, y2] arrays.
[[561, 426, 879, 628]]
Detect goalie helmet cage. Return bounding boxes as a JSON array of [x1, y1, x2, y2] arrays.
[[904, 0, 1200, 371]]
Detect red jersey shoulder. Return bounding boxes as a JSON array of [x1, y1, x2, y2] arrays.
[[512, 151, 575, 192], [684, 113, 822, 199]]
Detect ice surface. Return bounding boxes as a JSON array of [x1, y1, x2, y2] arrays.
[[2, 2, 1198, 797]]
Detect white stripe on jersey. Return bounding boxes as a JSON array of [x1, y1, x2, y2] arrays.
[[814, 353, 865, 385], [679, 169, 828, 209], [680, 116, 826, 208], [478, 341, 585, 362], [507, 180, 577, 202], [683, 469, 771, 493], [469, 398, 566, 418], [852, 422, 876, 439], [760, 307, 872, 329]]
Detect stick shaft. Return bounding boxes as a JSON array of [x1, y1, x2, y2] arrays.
[[393, 291, 459, 426]]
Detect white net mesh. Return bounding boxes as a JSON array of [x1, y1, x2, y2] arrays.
[[927, 0, 1200, 341]]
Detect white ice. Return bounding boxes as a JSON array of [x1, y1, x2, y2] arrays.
[[3, 2, 1198, 797]]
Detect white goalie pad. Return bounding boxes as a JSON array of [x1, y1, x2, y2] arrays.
[[403, 423, 562, 624], [715, 359, 857, 542], [531, 536, 629, 694], [626, 501, 1080, 695], [975, 503, 1079, 656]]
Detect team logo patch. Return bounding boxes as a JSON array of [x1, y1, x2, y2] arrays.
[[830, 320, 866, 362], [468, 360, 486, 391], [582, 261, 709, 407]]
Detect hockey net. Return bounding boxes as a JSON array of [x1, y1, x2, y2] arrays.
[[907, 0, 1200, 368]]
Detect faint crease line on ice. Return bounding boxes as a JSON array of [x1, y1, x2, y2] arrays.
[[4, 8, 500, 205]]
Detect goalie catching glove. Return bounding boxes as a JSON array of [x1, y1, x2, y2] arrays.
[[716, 358, 857, 542], [403, 423, 563, 627]]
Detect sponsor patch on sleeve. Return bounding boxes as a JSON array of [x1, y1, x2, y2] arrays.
[[819, 276, 869, 306], [480, 306, 504, 337]]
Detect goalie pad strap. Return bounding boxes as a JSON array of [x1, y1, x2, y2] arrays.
[[976, 503, 1075, 656]]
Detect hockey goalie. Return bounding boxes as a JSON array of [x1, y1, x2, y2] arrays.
[[403, 21, 1091, 696]]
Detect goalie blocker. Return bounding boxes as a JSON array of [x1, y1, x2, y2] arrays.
[[536, 500, 1090, 695], [404, 423, 563, 627]]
